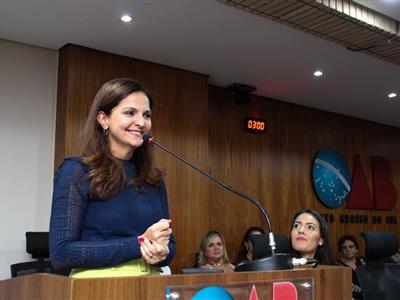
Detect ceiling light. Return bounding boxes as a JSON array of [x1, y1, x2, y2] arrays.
[[121, 15, 132, 23], [313, 70, 323, 77], [388, 92, 397, 98]]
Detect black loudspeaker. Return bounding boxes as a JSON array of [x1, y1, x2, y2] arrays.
[[227, 83, 256, 105]]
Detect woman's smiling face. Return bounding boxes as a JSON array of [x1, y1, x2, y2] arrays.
[[98, 91, 151, 159]]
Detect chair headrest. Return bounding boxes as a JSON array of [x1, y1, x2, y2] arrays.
[[249, 233, 290, 259], [361, 231, 398, 259], [26, 232, 49, 259]]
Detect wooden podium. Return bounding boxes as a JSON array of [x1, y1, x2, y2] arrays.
[[0, 266, 351, 299]]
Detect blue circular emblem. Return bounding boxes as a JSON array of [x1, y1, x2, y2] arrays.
[[192, 285, 233, 300], [312, 149, 351, 208]]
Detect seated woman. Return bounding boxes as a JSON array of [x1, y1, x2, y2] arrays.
[[197, 231, 235, 273], [236, 226, 265, 265], [335, 234, 366, 300], [290, 209, 333, 265]]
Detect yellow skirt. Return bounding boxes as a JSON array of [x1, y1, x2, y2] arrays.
[[69, 258, 161, 278]]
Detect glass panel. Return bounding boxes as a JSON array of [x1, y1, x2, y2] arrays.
[[166, 278, 314, 300]]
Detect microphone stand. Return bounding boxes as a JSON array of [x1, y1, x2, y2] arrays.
[[144, 134, 292, 271]]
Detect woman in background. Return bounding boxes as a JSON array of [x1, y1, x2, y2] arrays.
[[49, 78, 175, 278], [335, 234, 365, 300], [198, 230, 235, 273], [236, 226, 265, 265], [290, 208, 333, 265]]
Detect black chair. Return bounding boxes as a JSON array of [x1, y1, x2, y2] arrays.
[[355, 231, 400, 300], [249, 233, 291, 259], [10, 232, 57, 277]]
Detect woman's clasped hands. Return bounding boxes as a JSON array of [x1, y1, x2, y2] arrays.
[[138, 219, 172, 264]]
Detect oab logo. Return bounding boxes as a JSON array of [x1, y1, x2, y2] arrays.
[[312, 149, 397, 210]]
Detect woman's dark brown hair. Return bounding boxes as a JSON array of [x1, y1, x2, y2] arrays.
[[81, 78, 162, 199], [338, 234, 359, 252], [290, 208, 333, 265], [236, 226, 265, 264]]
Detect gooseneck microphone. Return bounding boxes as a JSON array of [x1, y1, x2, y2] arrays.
[[142, 133, 274, 247], [143, 133, 293, 271]]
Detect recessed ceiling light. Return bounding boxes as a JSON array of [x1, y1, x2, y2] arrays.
[[121, 15, 132, 23], [313, 70, 323, 77], [388, 92, 397, 98]]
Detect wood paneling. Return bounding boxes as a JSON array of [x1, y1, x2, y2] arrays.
[[55, 44, 210, 273], [208, 85, 400, 262], [56, 44, 400, 274]]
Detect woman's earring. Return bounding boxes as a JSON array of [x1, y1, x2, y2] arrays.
[[103, 128, 109, 136]]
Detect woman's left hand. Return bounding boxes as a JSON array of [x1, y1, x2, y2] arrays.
[[139, 237, 169, 265]]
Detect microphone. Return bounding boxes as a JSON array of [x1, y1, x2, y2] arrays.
[[236, 257, 318, 269], [143, 133, 292, 271], [291, 257, 318, 267]]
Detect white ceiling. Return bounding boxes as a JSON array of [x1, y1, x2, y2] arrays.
[[0, 0, 399, 127], [354, 0, 400, 21]]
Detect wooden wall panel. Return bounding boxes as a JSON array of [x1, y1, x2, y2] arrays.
[[208, 85, 400, 262], [56, 44, 400, 273], [55, 44, 210, 273]]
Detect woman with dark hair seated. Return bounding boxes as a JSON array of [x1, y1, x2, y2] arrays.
[[236, 226, 265, 265], [335, 234, 366, 300], [290, 208, 333, 265]]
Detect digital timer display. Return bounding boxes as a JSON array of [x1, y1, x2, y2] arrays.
[[245, 118, 266, 133]]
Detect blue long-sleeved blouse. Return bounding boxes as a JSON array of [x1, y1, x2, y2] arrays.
[[49, 157, 175, 270]]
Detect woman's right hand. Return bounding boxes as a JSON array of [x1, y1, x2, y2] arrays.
[[140, 219, 172, 246], [139, 237, 169, 265]]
